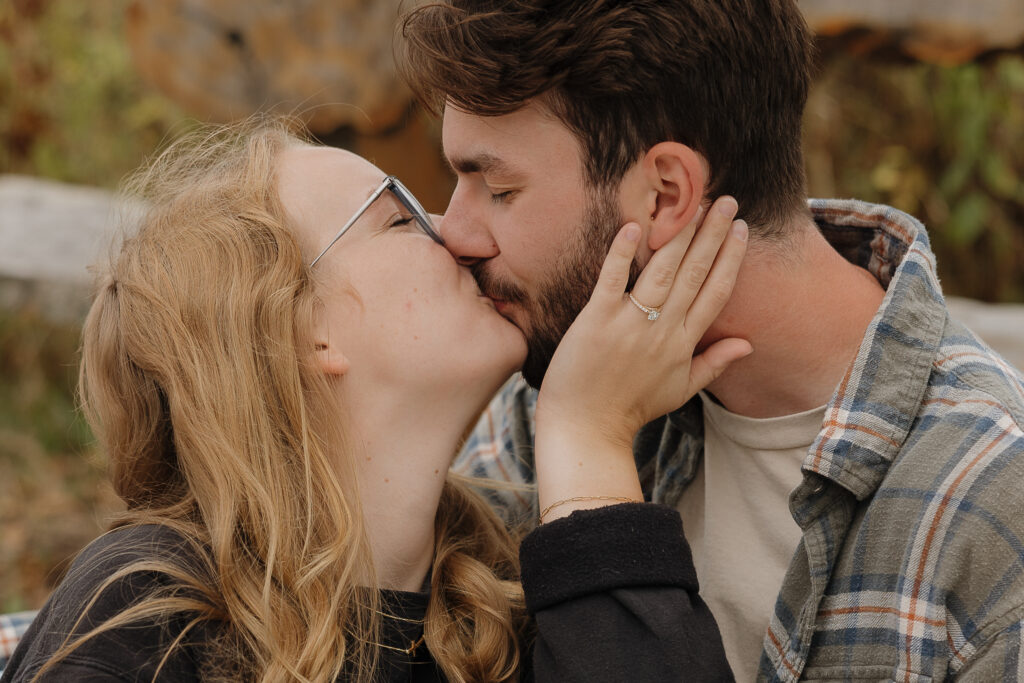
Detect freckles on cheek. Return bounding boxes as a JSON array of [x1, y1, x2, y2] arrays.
[[397, 290, 431, 343]]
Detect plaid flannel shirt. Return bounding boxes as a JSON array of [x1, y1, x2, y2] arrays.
[[455, 198, 1024, 681], [0, 611, 36, 676]]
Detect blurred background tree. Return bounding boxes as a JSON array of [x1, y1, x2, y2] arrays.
[[0, 0, 1022, 612]]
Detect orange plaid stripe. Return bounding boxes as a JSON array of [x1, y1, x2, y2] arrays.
[[0, 610, 37, 665]]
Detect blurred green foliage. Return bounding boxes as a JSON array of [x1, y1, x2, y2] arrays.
[[804, 54, 1024, 303], [0, 308, 117, 612], [0, 0, 188, 187], [0, 308, 88, 454]]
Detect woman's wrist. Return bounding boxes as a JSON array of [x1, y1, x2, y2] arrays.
[[534, 402, 636, 453], [533, 424, 644, 523]]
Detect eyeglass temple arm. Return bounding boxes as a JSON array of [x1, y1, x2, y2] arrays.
[[308, 180, 392, 267]]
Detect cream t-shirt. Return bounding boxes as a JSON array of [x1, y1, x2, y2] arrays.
[[677, 392, 826, 682]]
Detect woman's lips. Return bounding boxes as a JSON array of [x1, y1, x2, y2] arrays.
[[476, 290, 518, 326]]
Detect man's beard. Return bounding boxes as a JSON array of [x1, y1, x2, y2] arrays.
[[472, 187, 642, 389]]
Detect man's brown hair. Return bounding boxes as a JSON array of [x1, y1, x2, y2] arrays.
[[399, 0, 815, 236]]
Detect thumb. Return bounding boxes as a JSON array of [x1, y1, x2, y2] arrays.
[[687, 338, 753, 394]]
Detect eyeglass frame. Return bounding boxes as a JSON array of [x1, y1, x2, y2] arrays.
[[309, 175, 444, 267]]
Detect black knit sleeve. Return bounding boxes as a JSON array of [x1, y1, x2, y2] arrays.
[[519, 503, 733, 682]]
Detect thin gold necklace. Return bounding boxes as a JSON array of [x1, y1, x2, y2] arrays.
[[371, 632, 426, 656], [369, 608, 426, 655]]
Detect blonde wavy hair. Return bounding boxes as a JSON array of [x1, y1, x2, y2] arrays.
[[38, 120, 525, 682]]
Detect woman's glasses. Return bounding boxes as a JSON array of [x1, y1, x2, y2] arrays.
[[309, 176, 444, 267]]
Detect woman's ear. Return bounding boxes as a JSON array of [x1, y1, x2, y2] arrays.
[[315, 340, 350, 377], [643, 142, 707, 251]]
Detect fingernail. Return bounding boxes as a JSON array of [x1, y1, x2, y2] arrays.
[[625, 224, 641, 242], [731, 220, 748, 241], [717, 196, 738, 217]]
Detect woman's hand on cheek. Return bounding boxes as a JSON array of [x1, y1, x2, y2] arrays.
[[533, 196, 751, 514]]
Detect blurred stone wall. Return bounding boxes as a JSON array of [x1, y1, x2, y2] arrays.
[[118, 1, 1024, 210], [121, 0, 455, 212]]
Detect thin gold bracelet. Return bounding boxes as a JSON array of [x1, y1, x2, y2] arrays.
[[539, 495, 640, 522]]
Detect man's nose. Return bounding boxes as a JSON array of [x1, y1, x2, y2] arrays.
[[440, 189, 499, 266]]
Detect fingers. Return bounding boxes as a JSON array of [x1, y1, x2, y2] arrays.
[[656, 196, 740, 318], [688, 337, 754, 394], [627, 205, 705, 308], [676, 217, 748, 339], [590, 223, 642, 307]]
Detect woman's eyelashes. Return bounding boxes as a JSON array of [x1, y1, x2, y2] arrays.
[[385, 213, 415, 230]]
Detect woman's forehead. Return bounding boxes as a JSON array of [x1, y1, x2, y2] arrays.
[[279, 145, 383, 197], [277, 146, 385, 238]]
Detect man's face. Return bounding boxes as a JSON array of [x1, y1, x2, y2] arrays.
[[440, 101, 634, 387]]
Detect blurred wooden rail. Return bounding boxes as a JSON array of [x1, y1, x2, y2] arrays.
[[4, 175, 1023, 367], [123, 0, 1024, 131]]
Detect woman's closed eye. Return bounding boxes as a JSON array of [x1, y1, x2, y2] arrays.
[[385, 213, 416, 231]]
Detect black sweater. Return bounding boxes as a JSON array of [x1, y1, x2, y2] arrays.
[[1, 503, 732, 682]]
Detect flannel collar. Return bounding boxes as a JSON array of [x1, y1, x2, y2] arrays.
[[797, 199, 947, 508]]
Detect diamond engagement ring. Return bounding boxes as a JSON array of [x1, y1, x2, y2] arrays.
[[628, 292, 662, 321]]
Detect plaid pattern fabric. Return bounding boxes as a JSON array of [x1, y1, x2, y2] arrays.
[[455, 374, 539, 523], [0, 611, 37, 675], [454, 199, 1024, 681]]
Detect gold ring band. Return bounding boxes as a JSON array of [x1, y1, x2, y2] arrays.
[[628, 293, 662, 321]]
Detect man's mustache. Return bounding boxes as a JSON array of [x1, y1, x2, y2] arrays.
[[470, 262, 529, 304]]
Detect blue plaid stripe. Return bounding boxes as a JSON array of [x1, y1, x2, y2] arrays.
[[0, 610, 37, 675], [454, 376, 539, 520], [458, 199, 1024, 680]]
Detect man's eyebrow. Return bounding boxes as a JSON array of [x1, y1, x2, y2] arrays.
[[446, 153, 517, 177]]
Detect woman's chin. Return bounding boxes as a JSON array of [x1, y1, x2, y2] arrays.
[[480, 351, 526, 399]]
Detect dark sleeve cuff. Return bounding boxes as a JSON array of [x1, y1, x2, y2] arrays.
[[519, 502, 697, 615]]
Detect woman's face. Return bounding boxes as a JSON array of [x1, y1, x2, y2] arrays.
[[277, 145, 527, 400]]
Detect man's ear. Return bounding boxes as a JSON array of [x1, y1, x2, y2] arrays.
[[315, 340, 350, 377], [642, 142, 707, 251]]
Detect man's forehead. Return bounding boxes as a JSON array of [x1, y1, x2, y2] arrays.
[[441, 103, 578, 176], [442, 107, 512, 155]]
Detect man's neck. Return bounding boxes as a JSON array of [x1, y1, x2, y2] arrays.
[[703, 216, 886, 419]]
